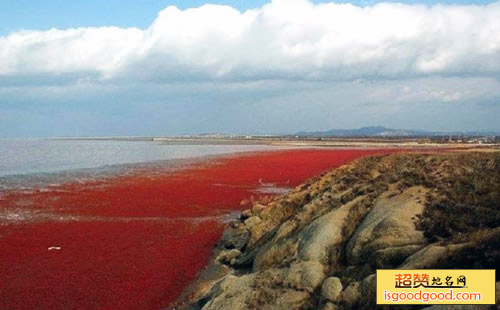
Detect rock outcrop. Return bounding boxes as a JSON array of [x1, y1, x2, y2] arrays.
[[180, 151, 500, 310]]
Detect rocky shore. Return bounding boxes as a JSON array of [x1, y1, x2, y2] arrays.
[[180, 151, 500, 310]]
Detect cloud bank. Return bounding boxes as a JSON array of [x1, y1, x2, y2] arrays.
[[1, 0, 500, 137], [1, 0, 500, 84]]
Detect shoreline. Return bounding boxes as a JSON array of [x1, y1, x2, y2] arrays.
[[0, 143, 470, 192], [0, 141, 285, 179], [0, 149, 275, 192]]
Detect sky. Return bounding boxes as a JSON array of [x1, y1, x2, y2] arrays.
[[1, 0, 499, 137]]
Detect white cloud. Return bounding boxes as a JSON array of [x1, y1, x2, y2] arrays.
[[1, 0, 500, 85]]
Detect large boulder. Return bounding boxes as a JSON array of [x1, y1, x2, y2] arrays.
[[359, 274, 377, 309], [284, 260, 326, 293], [299, 197, 363, 264], [342, 281, 361, 309], [253, 237, 298, 270], [346, 186, 428, 267], [254, 196, 362, 271], [266, 290, 311, 310], [321, 277, 343, 302], [201, 274, 255, 310], [400, 242, 469, 269], [215, 249, 241, 265], [220, 227, 249, 251]]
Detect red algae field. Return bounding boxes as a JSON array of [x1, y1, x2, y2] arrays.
[[0, 148, 400, 310]]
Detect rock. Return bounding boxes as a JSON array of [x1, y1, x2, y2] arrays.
[[359, 274, 376, 309], [232, 226, 282, 269], [216, 249, 241, 265], [400, 244, 448, 268], [187, 262, 231, 309], [252, 203, 266, 214], [322, 301, 339, 310], [253, 237, 298, 270], [253, 197, 363, 271], [340, 266, 358, 284], [373, 244, 425, 268], [298, 197, 363, 264], [202, 274, 255, 310], [342, 281, 361, 309], [321, 277, 343, 302], [357, 263, 373, 280], [271, 290, 311, 310], [240, 209, 252, 220], [400, 242, 469, 269], [221, 227, 250, 250], [284, 261, 326, 293], [274, 219, 298, 240], [244, 216, 262, 230], [208, 275, 256, 310], [496, 281, 500, 305], [346, 186, 428, 266], [229, 221, 241, 229]]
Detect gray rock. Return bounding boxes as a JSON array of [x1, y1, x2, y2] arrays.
[[342, 281, 361, 309], [346, 186, 428, 266], [299, 197, 363, 264], [374, 244, 425, 268], [400, 243, 448, 268], [359, 274, 376, 309], [240, 209, 252, 220], [400, 242, 469, 269], [496, 281, 500, 305], [202, 274, 255, 310], [221, 228, 249, 250], [322, 301, 340, 310], [244, 216, 262, 230], [321, 277, 343, 302], [253, 237, 298, 270], [251, 203, 266, 214], [216, 249, 241, 265], [271, 290, 311, 310], [284, 261, 326, 293]]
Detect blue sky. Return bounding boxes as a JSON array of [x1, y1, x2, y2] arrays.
[[1, 0, 499, 137], [0, 0, 267, 35]]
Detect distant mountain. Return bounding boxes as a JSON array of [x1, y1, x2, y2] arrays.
[[295, 126, 499, 137]]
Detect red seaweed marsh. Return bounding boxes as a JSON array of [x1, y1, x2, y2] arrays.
[[0, 148, 402, 310]]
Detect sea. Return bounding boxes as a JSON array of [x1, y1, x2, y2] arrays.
[[0, 138, 280, 191]]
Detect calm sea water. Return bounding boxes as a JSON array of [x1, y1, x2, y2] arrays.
[[0, 139, 280, 189]]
